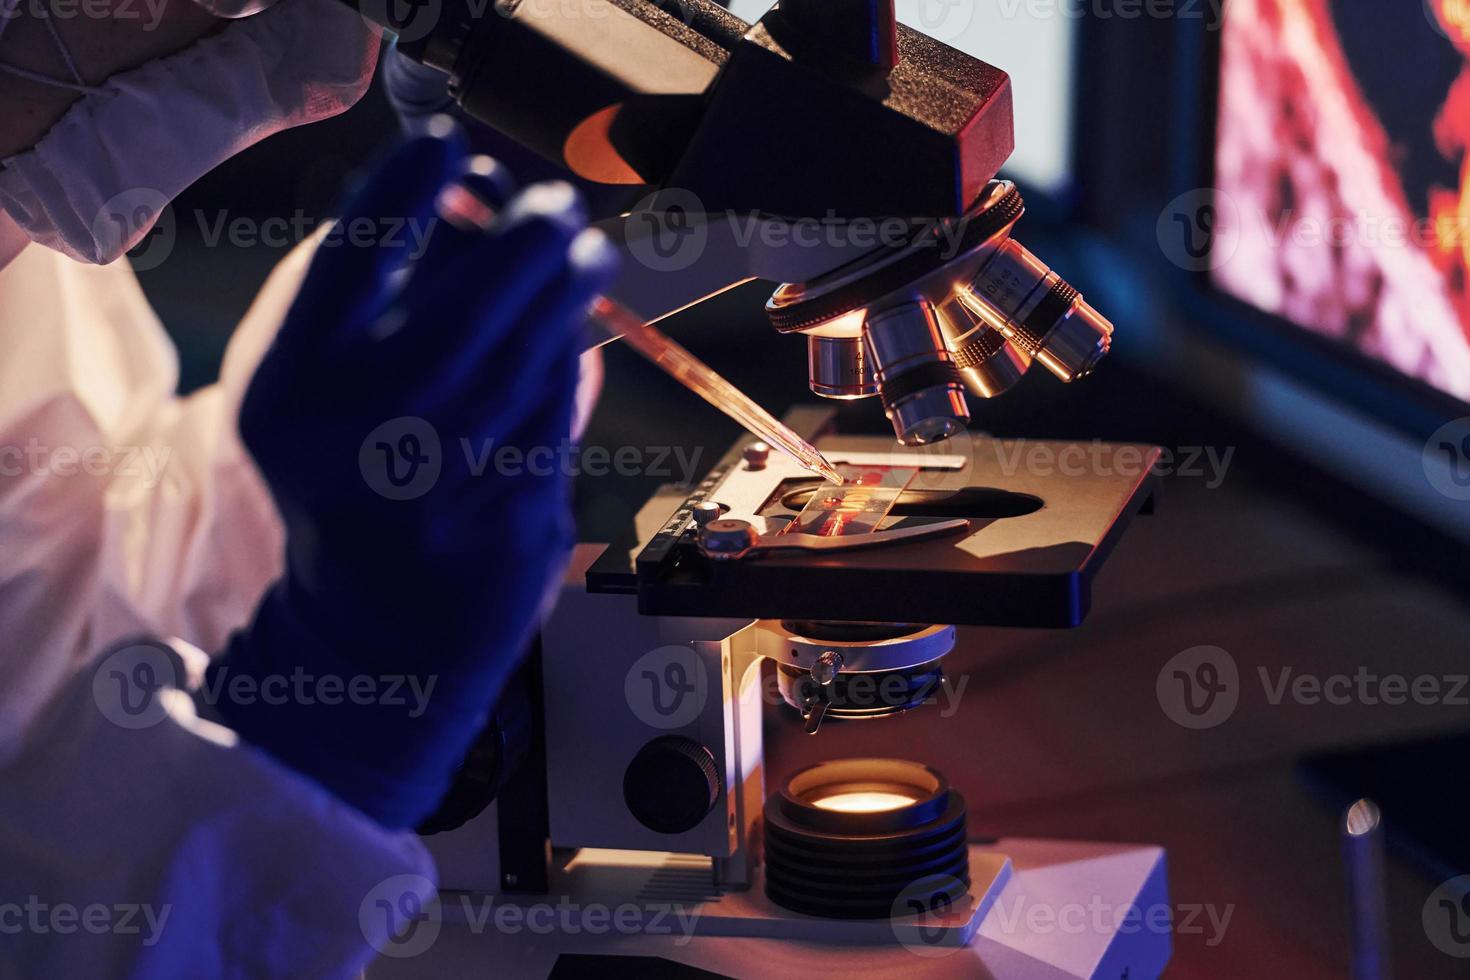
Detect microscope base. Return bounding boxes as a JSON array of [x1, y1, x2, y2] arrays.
[[378, 838, 1169, 979], [443, 844, 1012, 945]]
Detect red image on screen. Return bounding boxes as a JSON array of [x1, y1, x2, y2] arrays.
[[1214, 0, 1470, 402]]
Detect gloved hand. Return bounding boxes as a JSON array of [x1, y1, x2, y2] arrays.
[[380, 43, 459, 130], [206, 122, 618, 830]]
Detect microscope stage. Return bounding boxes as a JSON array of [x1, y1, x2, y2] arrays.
[[591, 410, 1161, 628]]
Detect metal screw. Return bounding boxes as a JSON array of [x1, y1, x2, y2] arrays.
[[743, 441, 771, 470], [812, 650, 843, 687], [692, 500, 722, 527]]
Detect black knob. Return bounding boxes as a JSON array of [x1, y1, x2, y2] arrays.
[[623, 736, 721, 835]]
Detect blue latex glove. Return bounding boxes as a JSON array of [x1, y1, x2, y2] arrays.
[[207, 123, 617, 830]]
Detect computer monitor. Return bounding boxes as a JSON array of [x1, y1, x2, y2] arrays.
[[1182, 0, 1470, 881], [1203, 0, 1470, 422]]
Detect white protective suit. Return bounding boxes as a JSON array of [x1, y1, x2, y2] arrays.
[[0, 236, 436, 977]]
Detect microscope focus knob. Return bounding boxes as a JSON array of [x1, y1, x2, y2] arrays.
[[623, 736, 721, 835], [698, 519, 760, 561]]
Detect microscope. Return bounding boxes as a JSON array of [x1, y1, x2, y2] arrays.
[[356, 1, 1172, 975]]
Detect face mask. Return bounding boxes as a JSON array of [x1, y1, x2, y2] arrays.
[[0, 0, 379, 264]]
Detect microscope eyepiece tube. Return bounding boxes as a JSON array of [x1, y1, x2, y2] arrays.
[[863, 301, 970, 446], [958, 238, 1113, 383]]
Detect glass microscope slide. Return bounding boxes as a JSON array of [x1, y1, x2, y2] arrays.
[[784, 465, 919, 537]]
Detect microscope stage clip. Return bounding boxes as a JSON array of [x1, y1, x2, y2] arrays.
[[697, 517, 970, 562]]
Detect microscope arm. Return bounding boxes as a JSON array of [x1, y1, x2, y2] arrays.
[[371, 0, 1012, 220], [598, 206, 899, 324]]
